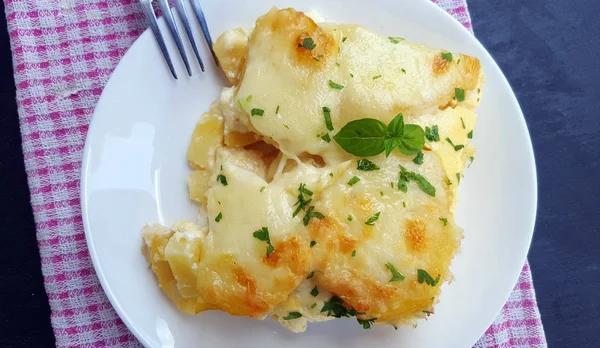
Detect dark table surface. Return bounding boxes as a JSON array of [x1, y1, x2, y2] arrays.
[[1, 0, 599, 347]]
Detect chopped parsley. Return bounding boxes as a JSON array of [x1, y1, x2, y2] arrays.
[[237, 99, 245, 111], [456, 173, 461, 184], [445, 137, 464, 151], [351, 250, 356, 257], [425, 125, 440, 141], [373, 75, 382, 80], [321, 296, 360, 318], [398, 166, 436, 197], [380, 191, 384, 196], [311, 303, 317, 308], [283, 312, 303, 320], [457, 58, 461, 65], [310, 286, 319, 297], [216, 174, 228, 186], [275, 105, 280, 114], [321, 133, 332, 143], [385, 262, 405, 282], [307, 271, 314, 279], [478, 88, 481, 94], [310, 240, 317, 247], [403, 201, 406, 208], [260, 186, 266, 192], [329, 173, 334, 177], [253, 227, 274, 257], [357, 159, 380, 171], [215, 212, 223, 222], [455, 88, 465, 102], [350, 73, 354, 78], [293, 183, 313, 218], [446, 177, 453, 185], [439, 217, 448, 226], [299, 37, 316, 50], [388, 36, 405, 44], [468, 130, 473, 139], [313, 57, 320, 62], [357, 317, 377, 329], [347, 215, 353, 221], [441, 52, 453, 62], [417, 269, 441, 286], [284, 124, 289, 129], [323, 106, 334, 131], [468, 156, 475, 168], [342, 36, 348, 42], [246, 95, 253, 102], [413, 151, 424, 165], [292, 184, 324, 225], [303, 206, 325, 226], [250, 108, 264, 116], [347, 176, 361, 186], [401, 68, 406, 74], [365, 212, 380, 226], [461, 117, 466, 129], [328, 80, 345, 90]]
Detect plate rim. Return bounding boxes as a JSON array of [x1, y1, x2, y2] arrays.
[[80, 1, 538, 346]]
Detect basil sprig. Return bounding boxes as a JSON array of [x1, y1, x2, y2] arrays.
[[333, 114, 425, 157]]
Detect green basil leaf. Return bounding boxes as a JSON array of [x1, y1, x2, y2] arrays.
[[333, 119, 387, 156], [384, 138, 400, 157], [386, 113, 404, 137], [398, 125, 425, 155]]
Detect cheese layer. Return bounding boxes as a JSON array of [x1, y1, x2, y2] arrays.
[[142, 7, 483, 333]]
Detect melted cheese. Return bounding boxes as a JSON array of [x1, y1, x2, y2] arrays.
[[233, 8, 481, 164], [142, 7, 484, 333]]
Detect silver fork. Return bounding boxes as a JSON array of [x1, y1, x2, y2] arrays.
[[139, 0, 218, 79]]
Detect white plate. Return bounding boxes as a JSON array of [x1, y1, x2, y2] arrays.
[[81, 0, 537, 347]]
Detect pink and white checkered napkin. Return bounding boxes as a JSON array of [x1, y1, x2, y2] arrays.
[[5, 0, 547, 346]]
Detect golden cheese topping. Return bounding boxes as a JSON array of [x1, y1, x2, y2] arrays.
[[141, 7, 483, 333]]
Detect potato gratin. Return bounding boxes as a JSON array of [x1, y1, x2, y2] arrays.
[[141, 7, 484, 332]]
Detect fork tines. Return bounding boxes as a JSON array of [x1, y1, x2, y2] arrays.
[[140, 0, 218, 79]]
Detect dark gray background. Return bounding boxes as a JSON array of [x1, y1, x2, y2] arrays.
[[0, 0, 598, 346]]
